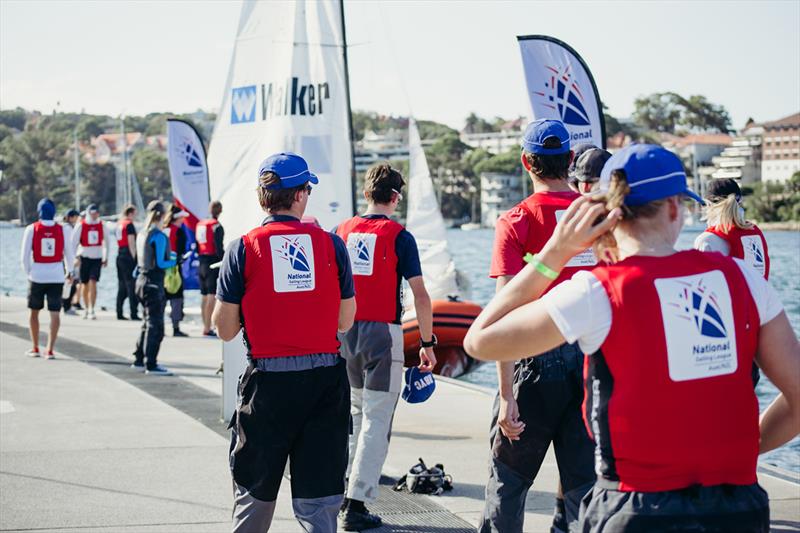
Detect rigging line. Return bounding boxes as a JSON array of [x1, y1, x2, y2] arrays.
[[376, 1, 413, 118]]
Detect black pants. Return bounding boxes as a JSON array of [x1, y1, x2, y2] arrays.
[[229, 358, 351, 502], [579, 482, 769, 532], [116, 252, 138, 318], [480, 343, 596, 533], [134, 278, 165, 370]]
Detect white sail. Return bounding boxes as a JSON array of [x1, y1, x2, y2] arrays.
[[405, 118, 460, 303], [208, 0, 354, 241]]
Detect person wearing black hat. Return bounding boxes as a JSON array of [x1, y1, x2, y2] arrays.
[[213, 152, 355, 532], [162, 204, 190, 336], [70, 203, 110, 320], [567, 143, 599, 192], [61, 208, 81, 314], [132, 200, 177, 376], [465, 144, 798, 532], [572, 147, 612, 196], [695, 178, 770, 279], [20, 198, 75, 358]]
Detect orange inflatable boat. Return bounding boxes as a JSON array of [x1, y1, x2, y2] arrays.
[[402, 299, 483, 378]]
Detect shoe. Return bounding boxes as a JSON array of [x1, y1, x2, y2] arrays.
[[64, 308, 77, 316], [146, 365, 173, 376], [203, 330, 218, 338], [173, 329, 188, 337], [74, 303, 83, 310], [339, 506, 383, 531], [82, 309, 89, 320], [130, 362, 145, 372], [117, 315, 128, 321], [45, 351, 55, 360], [26, 348, 41, 358], [89, 309, 97, 320]]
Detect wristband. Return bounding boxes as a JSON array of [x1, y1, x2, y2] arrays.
[[420, 334, 438, 348], [523, 253, 559, 280]]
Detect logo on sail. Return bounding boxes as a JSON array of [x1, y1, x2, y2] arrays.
[[673, 278, 727, 339], [231, 85, 257, 124], [533, 64, 591, 127]]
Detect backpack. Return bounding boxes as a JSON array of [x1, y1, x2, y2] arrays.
[[164, 265, 182, 294], [393, 458, 453, 496]]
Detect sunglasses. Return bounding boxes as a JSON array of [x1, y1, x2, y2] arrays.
[[305, 184, 313, 196], [392, 188, 403, 202]]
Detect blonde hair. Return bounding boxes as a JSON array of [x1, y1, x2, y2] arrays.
[[144, 209, 163, 229], [590, 170, 668, 260], [703, 194, 752, 232]]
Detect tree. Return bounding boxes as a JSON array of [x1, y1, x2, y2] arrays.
[[633, 92, 731, 134], [132, 146, 170, 203], [0, 108, 27, 130], [474, 148, 522, 176]]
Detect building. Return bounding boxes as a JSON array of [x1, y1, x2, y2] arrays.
[[480, 172, 524, 228], [663, 133, 732, 195], [706, 124, 763, 185], [761, 112, 800, 183], [354, 128, 409, 174]]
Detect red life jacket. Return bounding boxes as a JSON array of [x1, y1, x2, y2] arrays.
[[519, 191, 598, 292], [241, 220, 341, 358], [585, 250, 760, 492], [196, 218, 219, 256], [336, 216, 404, 323], [116, 219, 134, 249], [80, 220, 104, 247], [32, 221, 64, 263], [705, 224, 770, 279], [165, 224, 182, 253]]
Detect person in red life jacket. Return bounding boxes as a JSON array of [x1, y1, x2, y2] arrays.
[[20, 198, 75, 359], [334, 163, 436, 531], [212, 152, 356, 533], [695, 178, 770, 279], [115, 204, 140, 321], [162, 204, 190, 337], [483, 119, 597, 533], [196, 200, 224, 337], [70, 203, 110, 320], [464, 144, 800, 532], [61, 209, 81, 314]]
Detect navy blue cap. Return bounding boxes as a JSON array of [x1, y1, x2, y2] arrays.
[[573, 148, 612, 183], [65, 209, 80, 218], [599, 144, 703, 206], [402, 367, 436, 404], [522, 119, 570, 155], [86, 203, 99, 213], [258, 152, 319, 190], [37, 198, 55, 221]]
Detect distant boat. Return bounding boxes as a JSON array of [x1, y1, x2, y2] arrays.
[[402, 118, 481, 378]]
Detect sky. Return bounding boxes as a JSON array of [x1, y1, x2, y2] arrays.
[[1, 0, 799, 131]]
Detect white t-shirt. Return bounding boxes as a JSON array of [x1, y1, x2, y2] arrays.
[[542, 258, 784, 355], [20, 221, 75, 284], [694, 231, 731, 255], [71, 218, 111, 260]]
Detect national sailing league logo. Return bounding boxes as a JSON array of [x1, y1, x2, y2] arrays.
[[356, 238, 371, 262], [176, 137, 203, 168], [274, 236, 311, 272], [673, 278, 728, 338], [749, 240, 765, 266], [534, 64, 591, 127]]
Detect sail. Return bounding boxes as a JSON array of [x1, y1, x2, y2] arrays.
[[405, 118, 460, 303], [208, 0, 354, 241]]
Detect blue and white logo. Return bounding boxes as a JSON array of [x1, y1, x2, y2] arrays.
[[534, 64, 591, 127], [231, 85, 257, 124], [655, 271, 737, 382], [176, 137, 203, 168], [346, 233, 377, 276], [270, 234, 315, 292], [749, 240, 764, 266], [674, 279, 727, 338], [356, 238, 371, 262]]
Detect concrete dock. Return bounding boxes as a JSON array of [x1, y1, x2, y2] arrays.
[[1, 295, 798, 532]]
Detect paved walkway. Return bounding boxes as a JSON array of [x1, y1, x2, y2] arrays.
[[1, 295, 798, 532]]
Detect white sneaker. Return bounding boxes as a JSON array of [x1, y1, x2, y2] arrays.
[[89, 309, 97, 320], [45, 351, 56, 360], [82, 309, 89, 320], [26, 348, 41, 358]]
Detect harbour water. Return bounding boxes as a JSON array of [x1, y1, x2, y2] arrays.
[[2, 225, 798, 472]]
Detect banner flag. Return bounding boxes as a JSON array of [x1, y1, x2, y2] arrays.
[[517, 35, 606, 149], [208, 0, 354, 240]]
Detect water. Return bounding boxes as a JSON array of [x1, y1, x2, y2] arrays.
[[2, 225, 798, 472], [445, 226, 800, 474]]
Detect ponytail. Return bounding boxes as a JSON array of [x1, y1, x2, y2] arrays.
[[703, 194, 752, 232], [589, 170, 667, 261]]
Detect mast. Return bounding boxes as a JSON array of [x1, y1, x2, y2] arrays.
[[339, 0, 357, 216], [73, 130, 81, 210]]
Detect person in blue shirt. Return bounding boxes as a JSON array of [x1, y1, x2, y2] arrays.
[[132, 201, 176, 376]]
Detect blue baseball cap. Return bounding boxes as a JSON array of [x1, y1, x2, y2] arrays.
[[37, 198, 55, 221], [257, 152, 319, 190], [599, 144, 703, 206], [522, 119, 571, 155], [402, 367, 436, 404]]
